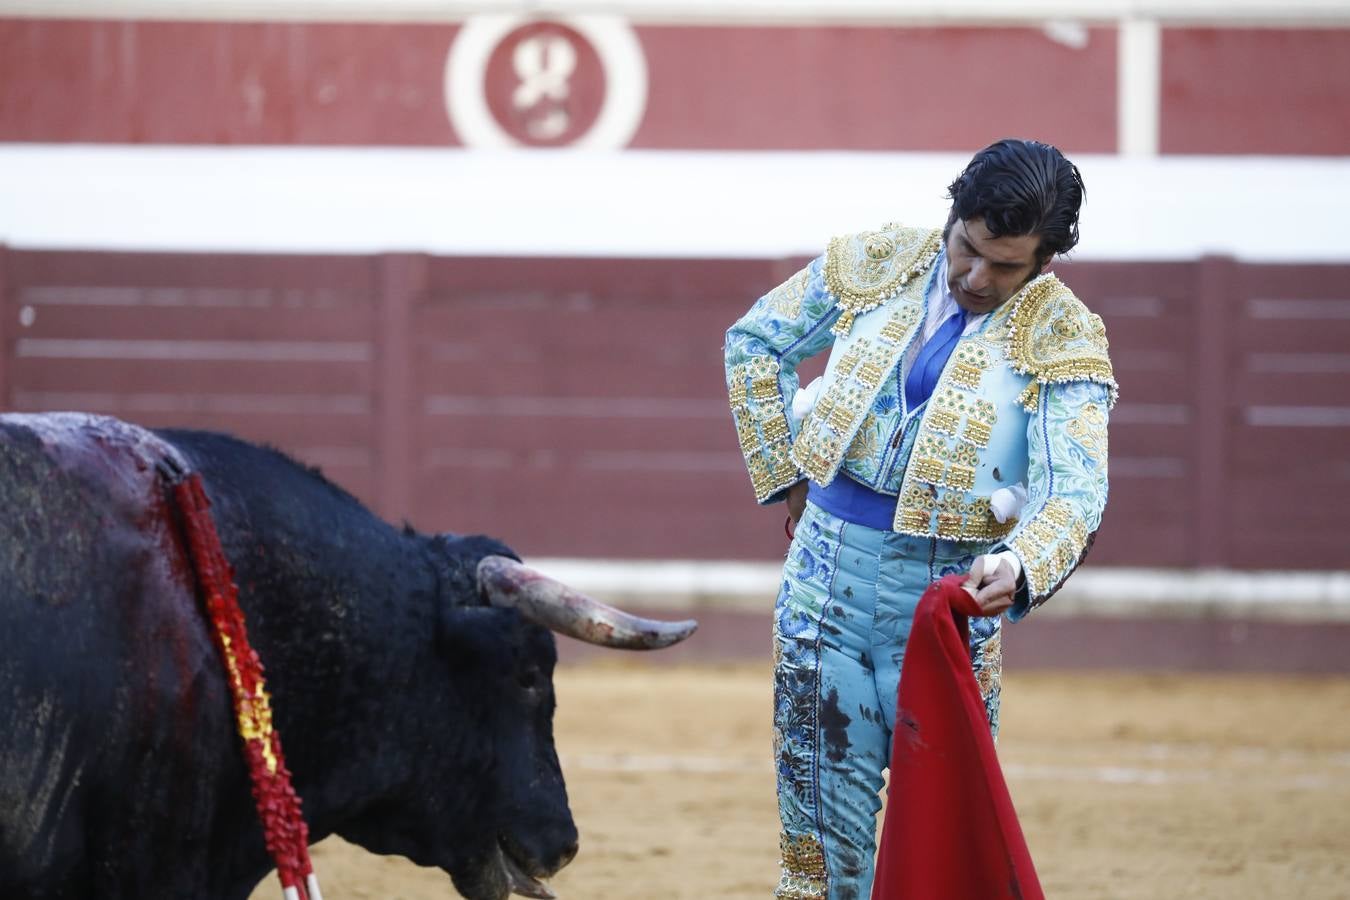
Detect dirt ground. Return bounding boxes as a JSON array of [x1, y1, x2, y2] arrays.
[[254, 663, 1350, 900]]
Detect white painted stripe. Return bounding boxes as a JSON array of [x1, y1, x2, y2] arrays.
[[14, 338, 371, 362], [1118, 18, 1160, 157], [2, 0, 1349, 25], [424, 395, 726, 418], [2, 147, 1349, 261], [1246, 406, 1350, 427], [528, 558, 1350, 622], [559, 751, 1350, 789], [11, 392, 370, 415]]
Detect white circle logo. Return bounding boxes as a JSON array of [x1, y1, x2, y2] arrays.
[[445, 15, 648, 150]]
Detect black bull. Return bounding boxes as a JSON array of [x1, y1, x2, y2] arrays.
[[0, 413, 695, 900]]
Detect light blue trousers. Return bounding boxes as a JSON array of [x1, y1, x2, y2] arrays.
[[772, 501, 1003, 900]]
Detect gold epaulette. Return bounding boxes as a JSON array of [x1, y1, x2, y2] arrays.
[[822, 224, 942, 337], [1004, 274, 1118, 411]]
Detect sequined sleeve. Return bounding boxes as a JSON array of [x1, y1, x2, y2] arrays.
[[1001, 380, 1111, 617], [725, 255, 841, 503]]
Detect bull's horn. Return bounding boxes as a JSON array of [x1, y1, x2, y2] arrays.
[[477, 556, 698, 650]]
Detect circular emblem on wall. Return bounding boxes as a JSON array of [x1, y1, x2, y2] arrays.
[[445, 15, 648, 150]]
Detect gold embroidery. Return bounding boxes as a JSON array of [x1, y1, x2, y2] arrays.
[[895, 483, 1014, 542], [976, 634, 1002, 701], [879, 303, 923, 345], [827, 403, 856, 433], [767, 266, 811, 318], [747, 356, 779, 380], [845, 415, 879, 463], [937, 388, 970, 416], [949, 443, 978, 467], [1018, 381, 1042, 412], [901, 483, 938, 511], [856, 360, 886, 390], [915, 433, 946, 457], [1066, 402, 1108, 463], [751, 376, 779, 402], [835, 343, 864, 377], [776, 833, 827, 899], [900, 508, 932, 533], [928, 407, 960, 435], [735, 419, 759, 454], [768, 444, 798, 486], [728, 365, 748, 406], [913, 456, 945, 484], [748, 456, 770, 489], [948, 344, 991, 391], [962, 418, 992, 448], [795, 429, 842, 484], [948, 363, 983, 390], [729, 355, 799, 501], [1009, 497, 1086, 595], [945, 464, 976, 491], [823, 225, 942, 337], [753, 397, 787, 422], [1005, 274, 1118, 407], [784, 255, 930, 486]]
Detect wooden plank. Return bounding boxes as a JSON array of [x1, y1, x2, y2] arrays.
[[9, 358, 374, 396], [1108, 423, 1193, 458], [1, 406, 376, 450], [10, 249, 377, 296], [374, 254, 424, 523], [426, 256, 781, 305], [417, 414, 733, 454], [1192, 257, 1232, 566], [416, 358, 731, 400], [16, 305, 375, 343], [1109, 368, 1193, 403], [414, 307, 741, 356], [1226, 533, 1345, 570], [1231, 317, 1350, 354], [1229, 371, 1350, 407], [409, 468, 788, 558], [1227, 425, 1350, 476]]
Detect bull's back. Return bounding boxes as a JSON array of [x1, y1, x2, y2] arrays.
[[0, 414, 233, 896]]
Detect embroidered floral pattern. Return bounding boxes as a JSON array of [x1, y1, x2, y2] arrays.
[[1007, 381, 1112, 608], [1005, 274, 1118, 410], [725, 257, 842, 502], [769, 266, 812, 319], [823, 225, 942, 337]]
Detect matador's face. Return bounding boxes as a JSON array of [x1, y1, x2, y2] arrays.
[[944, 217, 1044, 316]]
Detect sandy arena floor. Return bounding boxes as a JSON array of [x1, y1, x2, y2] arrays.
[[253, 663, 1350, 900]]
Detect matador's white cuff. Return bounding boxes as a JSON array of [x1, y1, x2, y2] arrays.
[[979, 551, 1023, 582]]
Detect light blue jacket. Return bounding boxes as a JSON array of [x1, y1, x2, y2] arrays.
[[725, 224, 1117, 614]]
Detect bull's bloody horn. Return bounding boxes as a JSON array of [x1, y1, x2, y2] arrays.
[[477, 556, 698, 650]]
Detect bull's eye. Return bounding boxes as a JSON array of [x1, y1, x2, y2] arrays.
[[517, 669, 540, 692]]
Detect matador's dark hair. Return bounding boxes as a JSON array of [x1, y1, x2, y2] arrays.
[[944, 138, 1086, 267]]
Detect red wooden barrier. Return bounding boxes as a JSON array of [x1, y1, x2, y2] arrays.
[[1, 246, 1346, 569]]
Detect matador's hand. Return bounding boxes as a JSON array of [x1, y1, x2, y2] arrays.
[[961, 555, 1016, 617]]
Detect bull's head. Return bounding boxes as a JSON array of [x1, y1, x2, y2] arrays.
[[340, 534, 695, 900]]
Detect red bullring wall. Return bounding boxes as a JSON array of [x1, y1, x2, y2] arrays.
[[2, 247, 1346, 570]]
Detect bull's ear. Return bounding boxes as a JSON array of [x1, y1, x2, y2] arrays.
[[426, 533, 521, 607], [435, 605, 518, 665], [439, 533, 521, 564]]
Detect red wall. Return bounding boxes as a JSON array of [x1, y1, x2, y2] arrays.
[[3, 247, 1347, 569], [1162, 28, 1350, 155], [6, 18, 1349, 154]]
